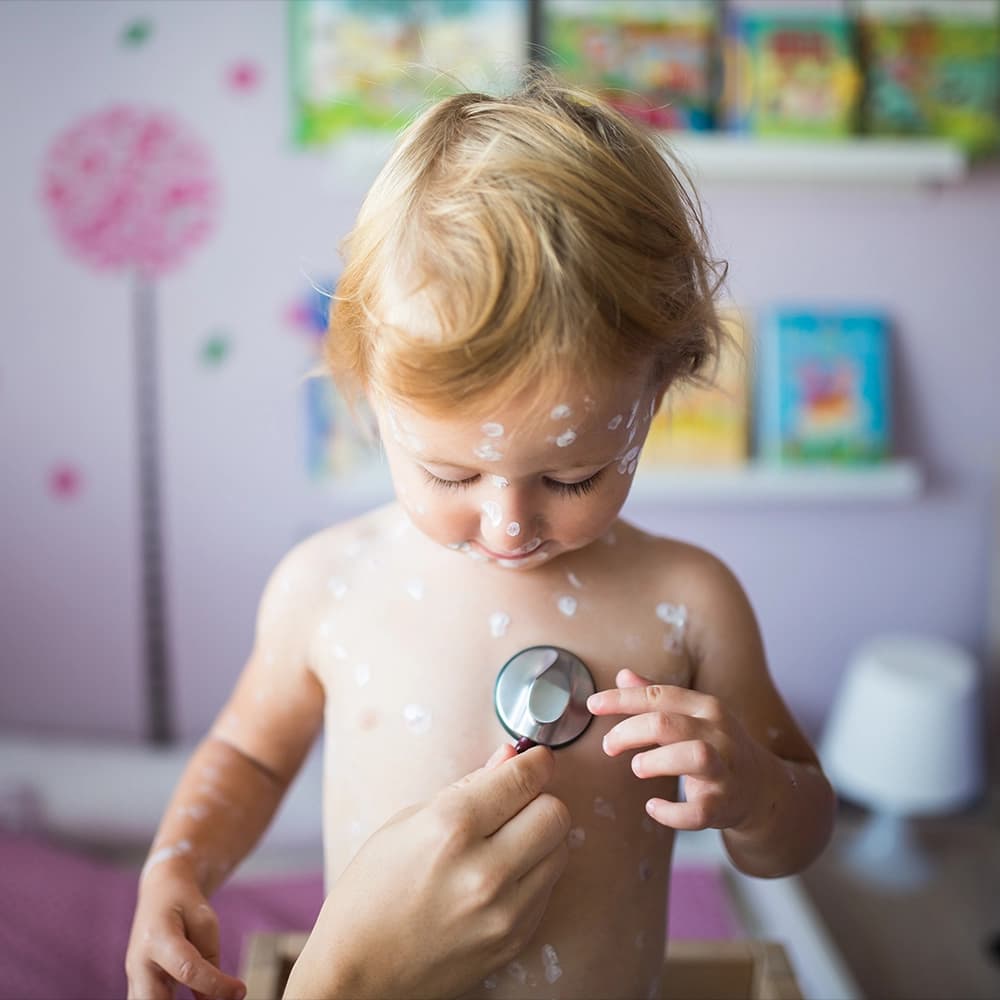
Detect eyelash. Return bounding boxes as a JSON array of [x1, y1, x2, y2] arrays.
[[421, 469, 604, 498]]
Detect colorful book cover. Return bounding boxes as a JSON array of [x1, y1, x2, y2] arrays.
[[288, 0, 528, 147], [723, 2, 862, 136], [858, 0, 1000, 156], [544, 0, 719, 131], [642, 307, 751, 467], [756, 309, 891, 465]]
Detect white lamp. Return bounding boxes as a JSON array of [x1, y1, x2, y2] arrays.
[[820, 634, 985, 888]]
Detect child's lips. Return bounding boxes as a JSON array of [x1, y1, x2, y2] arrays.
[[474, 537, 545, 561]]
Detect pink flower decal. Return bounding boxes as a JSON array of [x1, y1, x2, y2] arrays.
[[42, 106, 218, 277]]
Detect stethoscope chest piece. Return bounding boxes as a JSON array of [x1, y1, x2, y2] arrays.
[[494, 646, 595, 750]]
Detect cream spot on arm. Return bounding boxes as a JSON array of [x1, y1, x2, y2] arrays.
[[568, 826, 586, 848], [550, 404, 572, 419], [542, 944, 563, 983], [608, 414, 623, 430], [555, 428, 577, 447]]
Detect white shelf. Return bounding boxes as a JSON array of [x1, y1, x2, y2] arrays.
[[628, 459, 923, 505], [320, 459, 923, 507], [661, 133, 967, 185]]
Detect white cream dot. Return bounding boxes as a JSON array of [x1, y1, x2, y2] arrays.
[[594, 796, 616, 820], [490, 475, 510, 489], [506, 962, 528, 985], [481, 500, 503, 527], [489, 611, 511, 637], [403, 703, 432, 735], [608, 414, 623, 430], [557, 595, 578, 617], [473, 443, 503, 462], [567, 571, 583, 589], [506, 521, 520, 536], [481, 422, 504, 438], [555, 428, 577, 447], [541, 944, 562, 984], [550, 404, 572, 420], [568, 826, 586, 848]]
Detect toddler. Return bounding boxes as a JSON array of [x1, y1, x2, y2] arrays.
[[127, 69, 834, 999]]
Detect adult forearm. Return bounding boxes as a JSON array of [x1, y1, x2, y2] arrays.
[[722, 752, 835, 879], [140, 735, 288, 896]]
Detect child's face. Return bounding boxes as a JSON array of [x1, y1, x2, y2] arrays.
[[373, 376, 660, 571]]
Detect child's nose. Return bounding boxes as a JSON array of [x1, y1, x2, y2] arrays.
[[479, 494, 537, 551]]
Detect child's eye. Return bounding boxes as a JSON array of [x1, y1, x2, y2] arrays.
[[544, 469, 604, 497], [422, 469, 480, 490]]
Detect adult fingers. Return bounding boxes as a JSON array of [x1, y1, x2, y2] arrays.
[[488, 789, 571, 882], [629, 740, 723, 781], [588, 683, 720, 722], [452, 745, 556, 837], [509, 836, 570, 928], [601, 711, 701, 757]]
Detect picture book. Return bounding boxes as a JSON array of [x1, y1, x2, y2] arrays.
[[288, 0, 528, 147], [544, 0, 719, 131], [858, 0, 1000, 156], [722, 2, 862, 137], [642, 307, 751, 467], [755, 309, 891, 465]]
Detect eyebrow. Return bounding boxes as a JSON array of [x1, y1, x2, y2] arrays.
[[420, 456, 614, 476]]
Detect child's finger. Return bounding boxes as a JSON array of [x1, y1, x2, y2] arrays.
[[630, 740, 723, 781], [587, 682, 709, 720], [600, 711, 699, 757], [645, 796, 713, 831], [615, 667, 654, 688], [151, 934, 246, 1000]]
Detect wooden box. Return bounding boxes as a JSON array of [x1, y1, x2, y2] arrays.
[[241, 932, 802, 999]]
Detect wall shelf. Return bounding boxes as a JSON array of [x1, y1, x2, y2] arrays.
[[628, 458, 923, 505], [320, 459, 923, 508], [661, 133, 967, 185]]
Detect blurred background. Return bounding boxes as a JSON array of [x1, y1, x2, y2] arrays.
[[1, 1, 998, 998]]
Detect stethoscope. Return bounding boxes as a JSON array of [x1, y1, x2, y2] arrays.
[[494, 646, 596, 752]]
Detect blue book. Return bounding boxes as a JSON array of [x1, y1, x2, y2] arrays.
[[756, 309, 891, 464]]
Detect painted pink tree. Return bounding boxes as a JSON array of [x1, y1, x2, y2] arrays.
[[43, 107, 220, 742]]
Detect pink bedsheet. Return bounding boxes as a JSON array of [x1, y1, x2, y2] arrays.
[[0, 831, 740, 999]]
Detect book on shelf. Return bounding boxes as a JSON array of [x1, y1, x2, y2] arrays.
[[755, 307, 892, 465], [642, 306, 751, 468], [722, 1, 862, 137], [544, 0, 719, 131]]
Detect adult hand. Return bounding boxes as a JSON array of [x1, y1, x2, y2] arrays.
[[588, 668, 769, 833], [283, 744, 570, 999]]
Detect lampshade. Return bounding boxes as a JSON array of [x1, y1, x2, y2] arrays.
[[821, 634, 985, 816]]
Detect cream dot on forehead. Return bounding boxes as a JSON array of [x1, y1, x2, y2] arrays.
[[473, 442, 503, 462], [480, 422, 504, 438]]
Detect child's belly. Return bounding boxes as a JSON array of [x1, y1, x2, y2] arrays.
[[318, 645, 680, 998]]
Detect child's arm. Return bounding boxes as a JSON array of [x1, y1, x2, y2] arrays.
[[126, 544, 327, 1000], [589, 553, 834, 879]]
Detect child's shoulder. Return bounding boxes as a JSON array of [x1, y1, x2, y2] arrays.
[[612, 518, 746, 610], [261, 503, 397, 600]]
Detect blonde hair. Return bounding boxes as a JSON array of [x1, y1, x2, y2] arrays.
[[326, 66, 728, 417]]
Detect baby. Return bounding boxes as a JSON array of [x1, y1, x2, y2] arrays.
[[127, 69, 833, 999]]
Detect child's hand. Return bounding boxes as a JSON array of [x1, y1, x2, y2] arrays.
[[587, 668, 769, 833], [125, 867, 246, 1000]]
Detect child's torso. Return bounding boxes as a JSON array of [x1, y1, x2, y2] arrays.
[[308, 505, 694, 999]]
